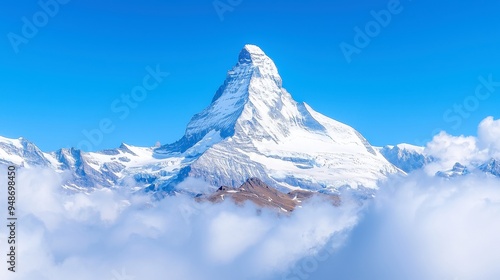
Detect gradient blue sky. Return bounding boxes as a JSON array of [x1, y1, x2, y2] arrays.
[[1, 0, 499, 151]]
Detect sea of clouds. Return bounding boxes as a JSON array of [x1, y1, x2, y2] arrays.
[[1, 117, 500, 280]]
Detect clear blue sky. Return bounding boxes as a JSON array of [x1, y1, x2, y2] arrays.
[[1, 0, 500, 151]]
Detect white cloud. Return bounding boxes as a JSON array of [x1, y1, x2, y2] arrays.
[[425, 132, 482, 173], [478, 116, 500, 158], [304, 172, 500, 280], [424, 116, 500, 173], [0, 168, 359, 280], [207, 212, 271, 263]]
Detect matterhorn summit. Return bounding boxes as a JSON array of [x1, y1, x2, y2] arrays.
[[158, 44, 297, 151], [0, 45, 400, 194], [156, 44, 398, 192]]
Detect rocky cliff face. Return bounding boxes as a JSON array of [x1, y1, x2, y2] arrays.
[[206, 178, 340, 212]]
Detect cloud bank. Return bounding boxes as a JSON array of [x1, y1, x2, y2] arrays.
[[2, 116, 500, 280], [0, 167, 359, 280], [298, 172, 500, 280]]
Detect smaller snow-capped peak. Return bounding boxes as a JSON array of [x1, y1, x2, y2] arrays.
[[395, 143, 425, 154], [377, 143, 430, 173], [436, 162, 470, 178], [0, 136, 50, 167], [379, 143, 425, 154], [478, 158, 500, 177]]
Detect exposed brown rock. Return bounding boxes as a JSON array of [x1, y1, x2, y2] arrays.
[[205, 178, 340, 212]]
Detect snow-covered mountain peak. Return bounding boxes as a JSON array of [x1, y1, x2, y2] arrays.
[[436, 162, 470, 178], [220, 45, 325, 142], [160, 45, 294, 152], [238, 44, 264, 63], [155, 45, 400, 191], [237, 44, 282, 87], [239, 44, 273, 65], [241, 44, 265, 55]]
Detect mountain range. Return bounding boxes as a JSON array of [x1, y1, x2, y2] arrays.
[[1, 45, 498, 199]]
